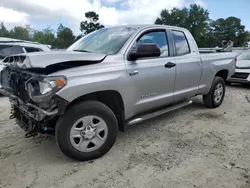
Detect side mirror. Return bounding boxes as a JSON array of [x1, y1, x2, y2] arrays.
[[127, 43, 161, 61]]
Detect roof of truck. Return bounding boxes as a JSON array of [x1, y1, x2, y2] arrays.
[[108, 24, 187, 30]]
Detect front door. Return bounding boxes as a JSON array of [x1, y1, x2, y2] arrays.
[[125, 29, 176, 116]]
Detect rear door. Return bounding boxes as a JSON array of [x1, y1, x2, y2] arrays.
[[125, 28, 176, 116], [171, 30, 202, 102]]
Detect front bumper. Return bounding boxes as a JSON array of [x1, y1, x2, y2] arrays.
[[227, 69, 250, 84], [0, 88, 58, 121]]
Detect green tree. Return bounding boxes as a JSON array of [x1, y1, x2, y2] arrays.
[[247, 31, 250, 43], [155, 4, 210, 47], [155, 8, 188, 27], [187, 4, 210, 47], [33, 27, 56, 47], [9, 26, 30, 40], [25, 24, 34, 39], [56, 24, 75, 49], [210, 17, 248, 47], [80, 11, 104, 35], [0, 22, 9, 37]]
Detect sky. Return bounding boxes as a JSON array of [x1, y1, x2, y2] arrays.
[[0, 0, 249, 35]]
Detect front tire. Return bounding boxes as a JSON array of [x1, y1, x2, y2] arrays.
[[203, 76, 225, 108], [56, 101, 118, 161]]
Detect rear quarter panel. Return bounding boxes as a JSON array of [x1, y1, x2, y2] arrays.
[[199, 52, 236, 94]]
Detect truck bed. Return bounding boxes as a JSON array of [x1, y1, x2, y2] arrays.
[[200, 51, 239, 62]]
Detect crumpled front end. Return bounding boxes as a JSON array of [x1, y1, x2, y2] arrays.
[[0, 65, 69, 137], [0, 51, 107, 137]]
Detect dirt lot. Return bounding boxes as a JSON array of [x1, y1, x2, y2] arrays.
[[0, 85, 250, 188]]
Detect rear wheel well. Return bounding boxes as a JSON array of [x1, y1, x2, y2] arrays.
[[67, 91, 125, 131], [215, 70, 228, 81]]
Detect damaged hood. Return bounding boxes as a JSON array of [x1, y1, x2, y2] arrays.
[[3, 51, 106, 69]]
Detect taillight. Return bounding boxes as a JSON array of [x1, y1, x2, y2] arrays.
[[234, 57, 237, 63]]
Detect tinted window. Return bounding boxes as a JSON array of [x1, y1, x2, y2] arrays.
[[137, 31, 169, 57], [172, 31, 190, 56], [0, 45, 24, 59], [238, 50, 250, 60], [25, 47, 41, 53]]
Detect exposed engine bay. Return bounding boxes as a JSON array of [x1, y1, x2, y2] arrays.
[[0, 64, 69, 137], [0, 50, 107, 137]]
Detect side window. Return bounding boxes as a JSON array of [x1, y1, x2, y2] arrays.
[[137, 31, 169, 57], [0, 45, 24, 59], [25, 47, 42, 53], [172, 30, 190, 56]]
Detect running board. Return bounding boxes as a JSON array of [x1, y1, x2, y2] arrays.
[[127, 100, 193, 125]]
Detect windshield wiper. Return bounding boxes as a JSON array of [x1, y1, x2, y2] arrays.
[[73, 50, 92, 53]]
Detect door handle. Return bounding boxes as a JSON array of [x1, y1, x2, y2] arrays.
[[129, 70, 139, 76], [165, 62, 176, 68]]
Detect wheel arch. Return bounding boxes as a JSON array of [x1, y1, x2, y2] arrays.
[[215, 69, 229, 81], [65, 90, 126, 132]]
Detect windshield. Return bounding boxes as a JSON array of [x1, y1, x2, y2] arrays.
[[238, 50, 250, 60], [67, 27, 138, 54]]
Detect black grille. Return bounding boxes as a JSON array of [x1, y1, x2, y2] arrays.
[[3, 55, 26, 63], [1, 68, 31, 103], [231, 73, 249, 79]]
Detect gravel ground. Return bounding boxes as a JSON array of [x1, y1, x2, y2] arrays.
[[0, 85, 250, 188]]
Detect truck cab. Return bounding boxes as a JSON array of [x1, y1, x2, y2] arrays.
[[122, 26, 202, 117]]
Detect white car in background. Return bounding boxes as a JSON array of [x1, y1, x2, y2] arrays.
[[0, 37, 51, 88], [228, 49, 250, 84]]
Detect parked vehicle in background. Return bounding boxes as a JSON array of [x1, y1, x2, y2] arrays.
[[227, 49, 250, 84], [0, 25, 235, 161], [0, 37, 51, 88], [0, 37, 51, 59]]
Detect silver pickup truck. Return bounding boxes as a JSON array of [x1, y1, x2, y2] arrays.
[[0, 25, 235, 161]]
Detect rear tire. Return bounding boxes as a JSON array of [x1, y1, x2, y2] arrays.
[[56, 101, 118, 161], [203, 76, 225, 108]]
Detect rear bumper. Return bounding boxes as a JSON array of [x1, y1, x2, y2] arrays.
[[227, 69, 250, 84], [227, 77, 250, 84]]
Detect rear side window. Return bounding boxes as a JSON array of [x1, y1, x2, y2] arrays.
[[172, 30, 190, 56], [137, 31, 169, 57], [0, 45, 24, 59], [25, 47, 42, 53]]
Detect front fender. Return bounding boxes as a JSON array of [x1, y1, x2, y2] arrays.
[[57, 72, 125, 102]]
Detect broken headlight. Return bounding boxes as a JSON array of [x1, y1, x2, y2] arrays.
[[39, 77, 66, 94], [26, 76, 67, 103]]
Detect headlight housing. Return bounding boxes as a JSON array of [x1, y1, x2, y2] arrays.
[[26, 76, 67, 103], [38, 77, 66, 95]]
